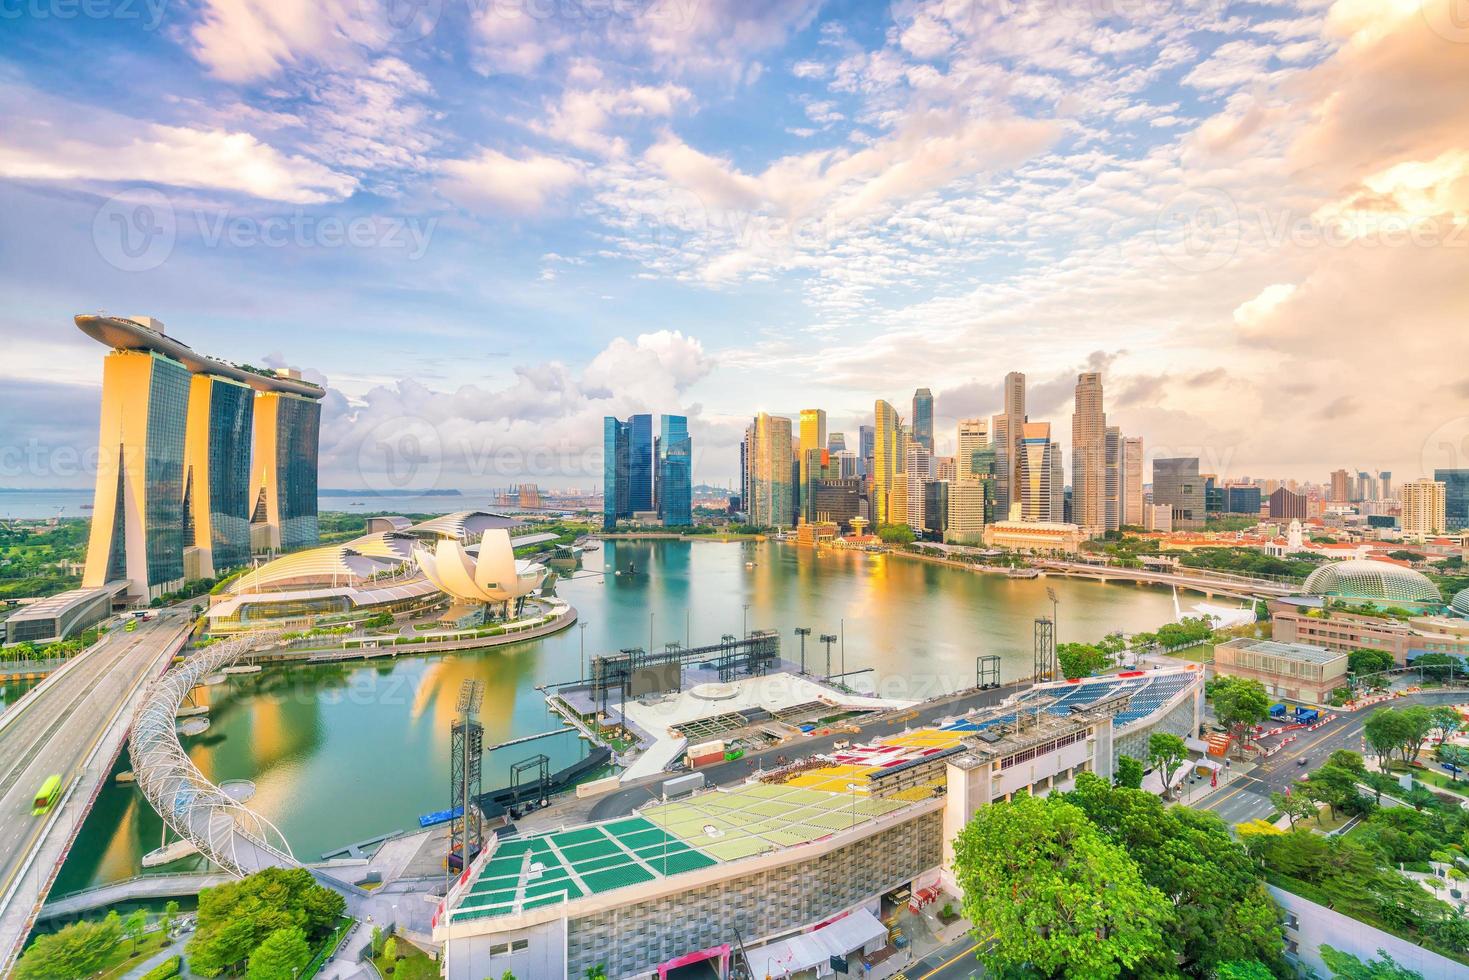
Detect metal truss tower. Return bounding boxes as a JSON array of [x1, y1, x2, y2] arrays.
[[449, 679, 484, 874]]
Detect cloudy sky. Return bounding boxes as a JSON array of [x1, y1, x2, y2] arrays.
[[1, 0, 1466, 491]]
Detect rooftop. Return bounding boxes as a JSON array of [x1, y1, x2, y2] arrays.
[[1218, 637, 1346, 665]]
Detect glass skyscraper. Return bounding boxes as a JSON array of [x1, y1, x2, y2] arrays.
[[603, 416, 631, 529], [1435, 469, 1469, 530], [657, 415, 692, 526], [912, 388, 934, 453], [628, 414, 654, 513]]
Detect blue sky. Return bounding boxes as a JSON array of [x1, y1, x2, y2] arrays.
[[1, 0, 1466, 490]]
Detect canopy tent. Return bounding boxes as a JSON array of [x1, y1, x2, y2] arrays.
[[742, 908, 888, 979]]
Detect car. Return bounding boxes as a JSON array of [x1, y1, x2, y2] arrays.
[[1297, 757, 1310, 767]]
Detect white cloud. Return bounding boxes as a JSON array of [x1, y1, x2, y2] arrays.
[[437, 149, 583, 214], [1232, 282, 1297, 331]]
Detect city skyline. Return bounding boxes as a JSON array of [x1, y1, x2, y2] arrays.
[[1, 2, 1465, 490]]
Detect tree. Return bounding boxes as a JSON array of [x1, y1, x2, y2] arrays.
[[124, 908, 149, 953], [371, 926, 384, 957], [1215, 961, 1275, 980], [1271, 790, 1315, 830], [585, 967, 608, 980], [1348, 648, 1396, 678], [382, 935, 398, 970], [1400, 705, 1436, 763], [246, 927, 311, 980], [1147, 732, 1188, 798], [1056, 642, 1111, 679], [1415, 652, 1460, 683], [953, 791, 1173, 978], [188, 867, 345, 977], [162, 900, 180, 936], [876, 523, 915, 544], [1429, 705, 1462, 744], [1319, 945, 1424, 979], [1440, 744, 1469, 781], [14, 915, 122, 980], [1115, 754, 1144, 789], [1210, 677, 1270, 752], [1365, 708, 1414, 769]]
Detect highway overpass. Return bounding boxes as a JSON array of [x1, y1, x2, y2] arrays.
[[0, 612, 190, 973], [1033, 560, 1299, 601]]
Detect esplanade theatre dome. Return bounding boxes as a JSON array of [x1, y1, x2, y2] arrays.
[[1303, 559, 1443, 610]]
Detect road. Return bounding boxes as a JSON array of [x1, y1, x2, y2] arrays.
[[0, 611, 189, 967], [1193, 690, 1469, 825], [586, 678, 1030, 822], [896, 932, 988, 980]]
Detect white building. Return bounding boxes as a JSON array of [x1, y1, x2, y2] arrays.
[[1401, 479, 1447, 539]]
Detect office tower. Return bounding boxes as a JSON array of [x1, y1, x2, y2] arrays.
[[809, 476, 862, 532], [1204, 474, 1224, 515], [626, 414, 654, 513], [968, 445, 999, 524], [1355, 470, 1376, 502], [991, 372, 1025, 518], [744, 413, 794, 528], [1152, 457, 1205, 528], [827, 432, 846, 454], [946, 480, 987, 544], [249, 388, 322, 552], [1123, 437, 1144, 527], [924, 480, 949, 540], [888, 473, 909, 528], [738, 433, 748, 516], [872, 400, 901, 525], [603, 417, 631, 529], [804, 448, 840, 513], [1380, 471, 1393, 500], [956, 419, 989, 480], [77, 314, 323, 600], [835, 451, 859, 479], [912, 388, 934, 453], [934, 456, 956, 482], [798, 409, 827, 521], [656, 415, 692, 526], [183, 373, 254, 579], [1402, 479, 1447, 538], [1018, 422, 1056, 522], [1436, 469, 1469, 530], [905, 442, 932, 533], [1071, 372, 1106, 534], [858, 425, 874, 478], [1329, 469, 1351, 503], [1103, 426, 1122, 533], [1226, 484, 1263, 516], [1051, 444, 1066, 525], [792, 440, 802, 525]]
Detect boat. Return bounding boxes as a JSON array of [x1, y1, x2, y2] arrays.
[[142, 839, 199, 867], [582, 541, 600, 552], [1006, 567, 1040, 579]]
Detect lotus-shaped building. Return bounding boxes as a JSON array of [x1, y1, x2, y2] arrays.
[[413, 529, 548, 620]]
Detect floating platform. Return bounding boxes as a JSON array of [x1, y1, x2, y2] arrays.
[[115, 771, 135, 784], [176, 717, 210, 737], [219, 779, 256, 803], [175, 705, 209, 719], [142, 839, 199, 867], [222, 664, 262, 675], [201, 673, 227, 686]]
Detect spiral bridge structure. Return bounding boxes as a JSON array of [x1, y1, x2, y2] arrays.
[[128, 630, 298, 877]]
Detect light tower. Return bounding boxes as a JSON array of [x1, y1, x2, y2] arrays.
[[820, 633, 838, 681], [449, 679, 484, 875], [794, 627, 812, 674]]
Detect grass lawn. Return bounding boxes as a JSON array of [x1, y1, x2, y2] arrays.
[[1389, 763, 1469, 794], [374, 942, 437, 980], [1166, 642, 1215, 663], [96, 931, 170, 980], [1302, 807, 1354, 833]]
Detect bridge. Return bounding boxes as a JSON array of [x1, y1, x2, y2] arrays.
[[0, 613, 191, 974], [1033, 559, 1300, 602]]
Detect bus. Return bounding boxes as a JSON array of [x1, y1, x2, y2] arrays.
[[32, 775, 62, 816]]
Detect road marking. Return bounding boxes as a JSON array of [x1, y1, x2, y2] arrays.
[[915, 939, 983, 979]]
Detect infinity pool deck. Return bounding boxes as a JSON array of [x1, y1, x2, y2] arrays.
[[449, 783, 909, 923]]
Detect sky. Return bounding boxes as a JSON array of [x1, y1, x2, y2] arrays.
[[0, 0, 1466, 492]]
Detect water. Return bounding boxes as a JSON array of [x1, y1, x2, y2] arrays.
[[56, 539, 1186, 893]]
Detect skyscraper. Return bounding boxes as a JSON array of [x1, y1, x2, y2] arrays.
[[183, 372, 253, 578], [799, 409, 827, 522], [1018, 422, 1056, 522], [1379, 471, 1393, 500], [1071, 372, 1106, 535], [627, 414, 654, 513], [1153, 457, 1204, 528], [912, 388, 934, 454], [1103, 425, 1122, 533], [1123, 437, 1144, 527], [603, 417, 631, 529], [744, 413, 794, 528], [956, 418, 989, 480], [78, 315, 323, 600], [656, 415, 692, 527], [1435, 469, 1469, 530], [1402, 479, 1447, 538], [872, 400, 901, 526], [858, 425, 874, 478], [905, 442, 932, 533], [1268, 486, 1308, 520], [992, 371, 1025, 519], [827, 432, 846, 453], [1329, 469, 1351, 503]]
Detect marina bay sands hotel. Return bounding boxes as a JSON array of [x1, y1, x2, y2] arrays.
[[76, 314, 323, 602]]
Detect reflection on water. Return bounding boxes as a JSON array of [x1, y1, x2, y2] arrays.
[[58, 540, 1186, 892]]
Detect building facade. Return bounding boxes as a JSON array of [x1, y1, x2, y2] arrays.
[[872, 400, 901, 526], [991, 371, 1025, 521], [1103, 425, 1123, 534], [1017, 422, 1056, 522], [956, 418, 988, 480], [911, 388, 934, 453], [1071, 372, 1106, 535], [1435, 469, 1469, 530], [249, 389, 321, 552], [1123, 436, 1144, 527], [1401, 479, 1447, 539], [1226, 484, 1263, 516], [798, 409, 827, 522], [745, 414, 794, 528], [183, 373, 254, 579], [656, 415, 692, 527], [1269, 487, 1308, 520], [1214, 638, 1348, 703], [1152, 457, 1204, 529]]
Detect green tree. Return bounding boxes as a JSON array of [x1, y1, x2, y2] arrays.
[[1440, 744, 1469, 781], [876, 523, 915, 544], [1056, 642, 1111, 679], [1215, 961, 1275, 980], [1271, 790, 1315, 830], [161, 900, 180, 936], [953, 792, 1173, 978], [1115, 754, 1144, 789], [14, 915, 123, 980], [187, 867, 345, 977], [1319, 945, 1424, 979], [585, 966, 608, 980], [1210, 677, 1270, 752], [1365, 708, 1414, 769], [1415, 652, 1461, 683], [246, 927, 311, 980], [382, 935, 398, 971], [1147, 732, 1188, 798], [1428, 705, 1462, 744], [1348, 648, 1396, 678], [124, 908, 149, 953]]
